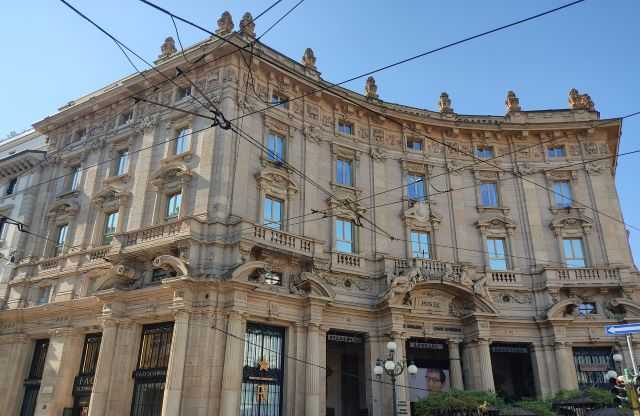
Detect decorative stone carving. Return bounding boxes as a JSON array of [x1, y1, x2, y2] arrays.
[[568, 88, 596, 111], [585, 161, 605, 175], [95, 264, 137, 291], [439, 92, 453, 114], [365, 76, 379, 100], [216, 11, 234, 35], [92, 186, 131, 209], [505, 91, 521, 112], [550, 214, 593, 236], [302, 48, 317, 70], [159, 37, 177, 59], [476, 214, 517, 236], [153, 255, 189, 277], [493, 291, 533, 304], [239, 12, 255, 37], [369, 147, 390, 162], [403, 202, 441, 229]]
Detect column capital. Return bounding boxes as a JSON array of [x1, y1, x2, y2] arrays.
[[554, 340, 572, 348], [173, 309, 191, 322]]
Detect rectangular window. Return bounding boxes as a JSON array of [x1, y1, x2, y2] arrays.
[[553, 180, 572, 208], [487, 237, 507, 271], [6, 177, 18, 195], [338, 121, 354, 136], [176, 86, 191, 101], [69, 166, 81, 192], [103, 211, 119, 244], [263, 196, 283, 230], [578, 302, 596, 316], [118, 110, 133, 126], [174, 128, 191, 154], [74, 128, 86, 142], [336, 158, 353, 186], [36, 286, 51, 305], [407, 174, 426, 201], [266, 133, 285, 162], [411, 231, 430, 259], [54, 224, 69, 256], [335, 219, 354, 253], [264, 271, 283, 286], [548, 145, 566, 158], [476, 146, 495, 159], [480, 182, 499, 207], [20, 339, 49, 416], [131, 323, 174, 416], [563, 238, 586, 268], [271, 92, 289, 109], [151, 268, 176, 282], [115, 150, 129, 176], [166, 192, 182, 219], [407, 137, 423, 152]]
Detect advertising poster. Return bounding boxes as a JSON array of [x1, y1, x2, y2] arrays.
[[409, 368, 450, 402]]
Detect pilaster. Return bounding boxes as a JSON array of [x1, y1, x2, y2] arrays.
[[554, 341, 578, 391], [0, 334, 31, 415], [218, 311, 246, 416], [448, 339, 464, 390], [162, 310, 191, 416], [87, 319, 118, 416]]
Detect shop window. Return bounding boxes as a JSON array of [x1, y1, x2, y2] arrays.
[[19, 339, 49, 416], [72, 333, 102, 414]]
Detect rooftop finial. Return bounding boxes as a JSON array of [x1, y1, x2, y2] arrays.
[[439, 92, 453, 113], [568, 88, 595, 111], [216, 11, 234, 35], [240, 12, 256, 37], [302, 48, 317, 70], [505, 90, 521, 112], [365, 76, 379, 100], [159, 36, 177, 59]]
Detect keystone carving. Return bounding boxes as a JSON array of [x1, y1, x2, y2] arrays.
[[568, 88, 595, 111], [239, 12, 255, 37], [505, 90, 521, 112], [159, 37, 177, 59], [439, 92, 453, 113], [216, 11, 234, 35]]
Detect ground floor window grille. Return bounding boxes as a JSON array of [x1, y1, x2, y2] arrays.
[[20, 339, 49, 416], [130, 322, 174, 416], [573, 347, 614, 389], [241, 323, 285, 416]]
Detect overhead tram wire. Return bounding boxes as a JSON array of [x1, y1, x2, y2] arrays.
[[136, 0, 640, 232]]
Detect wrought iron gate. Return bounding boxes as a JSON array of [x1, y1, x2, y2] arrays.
[[20, 339, 49, 416], [573, 347, 614, 389], [241, 323, 285, 416], [130, 322, 174, 416]]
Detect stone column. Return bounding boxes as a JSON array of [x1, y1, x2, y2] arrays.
[[35, 328, 84, 416], [294, 324, 306, 416], [105, 321, 140, 415], [475, 339, 495, 392], [448, 340, 464, 390], [554, 342, 578, 391], [161, 310, 190, 416], [88, 320, 118, 416], [305, 323, 321, 416], [531, 345, 552, 399], [219, 311, 246, 416], [0, 334, 31, 416]]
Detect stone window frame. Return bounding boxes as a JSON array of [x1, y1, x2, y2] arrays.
[[476, 216, 517, 272], [550, 216, 593, 268], [104, 136, 133, 183], [401, 160, 430, 209], [330, 143, 360, 192], [336, 118, 356, 138], [334, 216, 358, 254], [473, 169, 509, 215], [163, 116, 194, 163], [150, 164, 192, 225], [544, 169, 578, 213], [44, 201, 80, 258], [546, 144, 568, 160], [270, 90, 290, 111], [256, 168, 298, 233], [57, 155, 84, 197], [405, 135, 425, 154], [90, 187, 130, 247], [407, 227, 435, 260], [262, 116, 293, 167], [174, 84, 192, 103]]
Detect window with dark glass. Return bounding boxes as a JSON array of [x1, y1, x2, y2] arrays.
[[151, 268, 176, 282], [263, 196, 283, 230], [338, 121, 354, 136], [174, 128, 191, 155], [271, 93, 289, 110], [553, 180, 572, 208], [476, 146, 495, 159], [487, 238, 507, 271], [411, 231, 430, 259], [131, 322, 174, 416], [69, 166, 81, 192], [103, 211, 119, 244], [336, 158, 353, 186], [175, 86, 191, 101], [115, 150, 129, 176], [407, 137, 423, 152], [54, 224, 69, 257], [336, 219, 354, 253], [119, 110, 133, 126], [166, 192, 182, 219], [36, 286, 51, 305], [6, 177, 18, 195], [480, 182, 499, 207], [563, 238, 586, 268], [73, 333, 102, 415], [0, 218, 7, 240], [407, 174, 426, 201], [578, 302, 596, 316], [547, 145, 566, 158], [266, 133, 285, 162], [20, 339, 49, 416]]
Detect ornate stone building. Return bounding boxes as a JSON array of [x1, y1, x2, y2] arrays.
[[0, 11, 637, 416]]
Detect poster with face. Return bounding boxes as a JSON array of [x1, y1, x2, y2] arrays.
[[409, 368, 450, 402]]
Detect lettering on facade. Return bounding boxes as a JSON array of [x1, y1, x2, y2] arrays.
[[409, 341, 445, 350], [433, 326, 462, 333], [327, 334, 362, 344]]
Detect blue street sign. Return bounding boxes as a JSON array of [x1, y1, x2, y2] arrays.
[[605, 323, 640, 336]]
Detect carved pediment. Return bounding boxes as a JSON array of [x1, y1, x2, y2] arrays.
[[256, 167, 298, 196], [150, 162, 192, 187], [550, 214, 592, 236], [94, 263, 137, 291], [92, 185, 131, 208], [476, 214, 516, 234], [47, 200, 80, 219], [403, 202, 441, 228]]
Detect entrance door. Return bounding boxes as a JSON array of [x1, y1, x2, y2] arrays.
[[490, 343, 535, 401], [326, 331, 367, 416], [240, 323, 285, 416]]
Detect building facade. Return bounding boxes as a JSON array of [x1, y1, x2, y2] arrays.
[[0, 11, 638, 416]]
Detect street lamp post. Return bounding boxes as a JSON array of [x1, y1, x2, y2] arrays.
[[374, 341, 418, 416]]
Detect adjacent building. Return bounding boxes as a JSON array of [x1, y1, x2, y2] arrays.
[[0, 10, 638, 416]]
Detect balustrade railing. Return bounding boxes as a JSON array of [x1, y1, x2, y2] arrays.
[[490, 271, 519, 285], [120, 219, 188, 248], [394, 257, 464, 283], [335, 252, 362, 268], [252, 224, 315, 255]]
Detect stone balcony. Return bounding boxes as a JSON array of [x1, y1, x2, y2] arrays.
[[540, 266, 627, 289], [248, 223, 320, 258], [393, 257, 465, 284], [116, 217, 193, 255], [331, 251, 367, 276]]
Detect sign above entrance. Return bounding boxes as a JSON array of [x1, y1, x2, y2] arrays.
[[605, 323, 640, 336], [327, 333, 363, 344]]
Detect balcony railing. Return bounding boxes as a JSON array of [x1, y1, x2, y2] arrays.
[[118, 219, 190, 248], [251, 224, 316, 256], [394, 258, 464, 283], [544, 266, 622, 285], [490, 271, 519, 286], [331, 251, 366, 275], [86, 245, 111, 262]]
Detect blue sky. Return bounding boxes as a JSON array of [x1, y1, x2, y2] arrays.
[[2, 1, 639, 264]]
